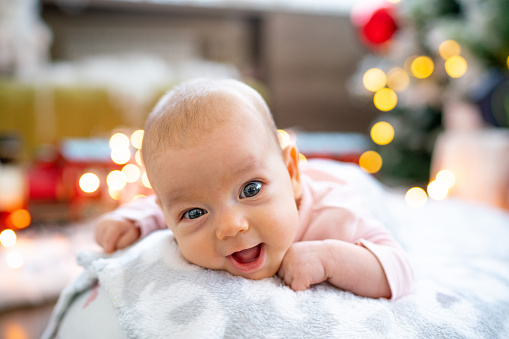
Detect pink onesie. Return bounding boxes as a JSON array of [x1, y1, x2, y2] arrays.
[[108, 160, 414, 300]]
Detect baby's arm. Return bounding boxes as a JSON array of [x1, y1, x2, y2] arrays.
[[278, 205, 413, 299], [94, 195, 166, 253], [278, 240, 391, 299]]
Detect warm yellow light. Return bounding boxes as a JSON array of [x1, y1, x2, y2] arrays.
[[405, 187, 427, 208], [111, 148, 131, 165], [135, 150, 143, 167], [370, 121, 395, 145], [387, 67, 410, 92], [436, 170, 455, 189], [299, 153, 307, 165], [6, 250, 23, 269], [0, 229, 16, 247], [387, 0, 401, 3], [7, 209, 31, 229], [4, 323, 28, 339], [141, 172, 152, 188], [108, 188, 121, 200], [109, 132, 130, 150], [79, 172, 100, 193], [107, 170, 127, 191], [507, 56, 509, 69], [427, 180, 449, 200], [122, 164, 141, 183], [445, 55, 467, 78], [131, 130, 144, 150], [373, 88, 398, 111], [439, 40, 461, 59], [359, 150, 383, 174], [411, 56, 434, 79], [277, 129, 291, 148], [133, 194, 146, 201], [363, 68, 387, 92]]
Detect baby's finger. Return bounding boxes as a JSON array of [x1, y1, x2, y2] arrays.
[[101, 226, 123, 253], [116, 227, 141, 250], [280, 269, 295, 289], [290, 278, 309, 292]]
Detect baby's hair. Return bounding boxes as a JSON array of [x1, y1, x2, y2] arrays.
[[141, 78, 278, 169]]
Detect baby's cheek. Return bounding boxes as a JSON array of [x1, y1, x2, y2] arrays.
[[274, 205, 299, 240]]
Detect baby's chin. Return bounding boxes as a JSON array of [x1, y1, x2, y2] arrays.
[[228, 266, 279, 281]]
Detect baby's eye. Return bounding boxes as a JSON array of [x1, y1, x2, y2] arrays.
[[240, 181, 262, 198], [183, 208, 207, 220]]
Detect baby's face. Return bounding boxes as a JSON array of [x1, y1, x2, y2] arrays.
[[149, 114, 300, 280]]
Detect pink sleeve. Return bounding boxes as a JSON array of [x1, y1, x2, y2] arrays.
[[108, 195, 167, 238], [356, 227, 415, 301], [298, 178, 414, 300]]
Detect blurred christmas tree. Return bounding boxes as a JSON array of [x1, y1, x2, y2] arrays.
[[349, 0, 509, 182]]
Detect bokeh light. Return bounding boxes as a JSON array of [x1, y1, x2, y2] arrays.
[[405, 187, 427, 208], [135, 149, 143, 166], [507, 56, 509, 69], [131, 130, 144, 149], [6, 250, 23, 269], [387, 67, 410, 92], [141, 172, 152, 188], [122, 164, 141, 183], [427, 180, 448, 200], [445, 55, 467, 78], [370, 121, 395, 145], [109, 132, 130, 150], [0, 229, 16, 247], [411, 56, 434, 79], [108, 188, 121, 200], [111, 148, 131, 165], [436, 170, 455, 189], [363, 68, 387, 92], [4, 323, 28, 339], [374, 88, 398, 111], [79, 172, 100, 193], [7, 209, 31, 229], [439, 40, 461, 59], [107, 170, 127, 191], [359, 150, 383, 174]]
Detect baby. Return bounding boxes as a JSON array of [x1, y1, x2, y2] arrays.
[[95, 79, 414, 300]]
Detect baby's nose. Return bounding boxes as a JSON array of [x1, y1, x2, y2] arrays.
[[215, 209, 249, 240]]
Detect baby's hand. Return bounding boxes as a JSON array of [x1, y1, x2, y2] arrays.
[[94, 215, 141, 253], [277, 241, 330, 291]]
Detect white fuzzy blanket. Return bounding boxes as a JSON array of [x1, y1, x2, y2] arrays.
[[42, 166, 509, 338]]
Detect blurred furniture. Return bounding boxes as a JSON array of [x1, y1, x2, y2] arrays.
[[40, 0, 377, 131], [2, 1, 378, 158], [431, 128, 509, 210]]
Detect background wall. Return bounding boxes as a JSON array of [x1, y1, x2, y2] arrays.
[[40, 0, 377, 132]]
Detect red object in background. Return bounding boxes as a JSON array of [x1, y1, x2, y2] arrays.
[[304, 153, 361, 165], [28, 160, 64, 201], [353, 4, 398, 48], [26, 139, 119, 222], [362, 7, 398, 45]]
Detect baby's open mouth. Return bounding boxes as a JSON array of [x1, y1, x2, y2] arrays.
[[232, 244, 262, 264], [227, 243, 265, 273]]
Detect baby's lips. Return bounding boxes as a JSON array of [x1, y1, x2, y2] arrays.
[[232, 244, 262, 263], [227, 243, 266, 274]]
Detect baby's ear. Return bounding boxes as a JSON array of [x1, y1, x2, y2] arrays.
[[282, 144, 302, 200]]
